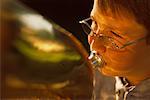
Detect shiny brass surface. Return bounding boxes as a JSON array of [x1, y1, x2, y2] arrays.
[[1, 0, 93, 99]]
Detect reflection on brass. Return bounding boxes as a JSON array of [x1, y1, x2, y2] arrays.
[[1, 0, 93, 99]]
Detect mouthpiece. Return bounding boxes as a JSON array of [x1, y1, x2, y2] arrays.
[[88, 51, 105, 69]]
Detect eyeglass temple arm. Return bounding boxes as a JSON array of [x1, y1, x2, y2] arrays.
[[79, 17, 92, 29], [120, 36, 146, 49]]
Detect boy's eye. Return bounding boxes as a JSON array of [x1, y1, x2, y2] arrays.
[[110, 31, 123, 39]]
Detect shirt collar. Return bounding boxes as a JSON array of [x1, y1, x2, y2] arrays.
[[115, 76, 136, 100]]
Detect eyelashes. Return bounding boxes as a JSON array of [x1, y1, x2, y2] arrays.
[[110, 31, 123, 39]]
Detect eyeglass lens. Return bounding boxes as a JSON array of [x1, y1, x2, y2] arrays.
[[81, 19, 92, 35]]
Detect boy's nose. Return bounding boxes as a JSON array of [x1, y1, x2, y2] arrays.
[[88, 35, 106, 54]]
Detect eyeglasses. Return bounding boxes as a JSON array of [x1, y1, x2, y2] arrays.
[[79, 17, 146, 50]]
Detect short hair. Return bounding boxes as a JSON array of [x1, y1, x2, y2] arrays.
[[97, 0, 150, 42]]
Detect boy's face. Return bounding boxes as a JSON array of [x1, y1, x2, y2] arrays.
[[89, 0, 150, 76]]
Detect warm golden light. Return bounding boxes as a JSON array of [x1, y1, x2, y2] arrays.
[[19, 14, 53, 32], [26, 36, 65, 52]]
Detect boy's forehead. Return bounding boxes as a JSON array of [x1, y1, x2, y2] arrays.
[[91, 0, 147, 36], [91, 4, 135, 27], [91, 9, 146, 36]]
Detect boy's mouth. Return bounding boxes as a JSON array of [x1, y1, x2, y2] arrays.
[[88, 51, 106, 69]]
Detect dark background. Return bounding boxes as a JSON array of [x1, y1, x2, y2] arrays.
[[20, 0, 93, 52]]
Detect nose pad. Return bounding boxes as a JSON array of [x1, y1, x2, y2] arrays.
[[89, 36, 106, 54], [88, 34, 94, 44], [88, 31, 96, 44]]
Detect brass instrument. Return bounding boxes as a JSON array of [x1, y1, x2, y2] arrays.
[[1, 0, 93, 99]]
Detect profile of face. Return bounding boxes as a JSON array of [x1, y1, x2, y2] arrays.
[[89, 0, 150, 77]]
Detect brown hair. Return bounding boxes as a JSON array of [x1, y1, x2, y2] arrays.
[[97, 0, 150, 42]]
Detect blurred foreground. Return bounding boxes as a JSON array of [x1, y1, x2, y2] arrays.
[[0, 0, 93, 99]]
